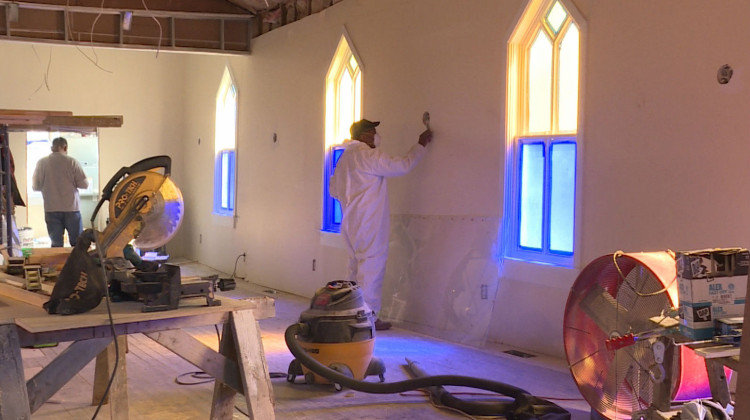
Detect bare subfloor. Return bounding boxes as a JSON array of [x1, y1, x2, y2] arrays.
[[26, 260, 590, 419]]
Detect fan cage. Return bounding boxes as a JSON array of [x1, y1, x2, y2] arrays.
[[563, 251, 712, 419]]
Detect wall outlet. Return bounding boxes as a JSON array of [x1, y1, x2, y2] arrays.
[[480, 284, 488, 300]]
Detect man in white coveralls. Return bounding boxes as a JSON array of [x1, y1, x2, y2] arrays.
[[330, 119, 432, 331]]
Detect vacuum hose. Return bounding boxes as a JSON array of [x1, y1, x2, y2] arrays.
[[285, 323, 570, 420]]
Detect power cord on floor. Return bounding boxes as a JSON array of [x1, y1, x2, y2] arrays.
[[172, 320, 285, 418]]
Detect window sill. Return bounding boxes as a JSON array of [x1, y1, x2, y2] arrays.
[[211, 212, 234, 228], [320, 230, 346, 249], [503, 251, 575, 269]]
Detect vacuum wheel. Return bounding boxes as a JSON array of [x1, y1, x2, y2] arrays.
[[329, 362, 354, 392], [286, 359, 303, 383], [365, 357, 386, 382]]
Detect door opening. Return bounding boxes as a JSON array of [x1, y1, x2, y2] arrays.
[[25, 131, 99, 247]]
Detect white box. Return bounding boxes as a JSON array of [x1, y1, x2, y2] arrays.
[[677, 275, 746, 340]]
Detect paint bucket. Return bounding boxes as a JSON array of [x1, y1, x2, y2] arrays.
[[18, 227, 33, 248]]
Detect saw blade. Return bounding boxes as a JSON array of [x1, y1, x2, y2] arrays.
[[133, 176, 184, 250], [107, 171, 184, 251]]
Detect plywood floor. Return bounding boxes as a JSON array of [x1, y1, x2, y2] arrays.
[[24, 260, 591, 419]]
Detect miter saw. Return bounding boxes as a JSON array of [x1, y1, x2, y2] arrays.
[[44, 156, 220, 315]]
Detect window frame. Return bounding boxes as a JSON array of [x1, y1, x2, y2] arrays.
[[213, 67, 238, 218], [503, 0, 585, 268], [511, 135, 576, 266], [322, 31, 363, 233]]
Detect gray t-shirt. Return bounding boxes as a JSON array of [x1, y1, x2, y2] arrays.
[[32, 152, 89, 212]]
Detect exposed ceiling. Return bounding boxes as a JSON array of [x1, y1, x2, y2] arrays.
[[0, 0, 342, 54], [227, 0, 343, 35]]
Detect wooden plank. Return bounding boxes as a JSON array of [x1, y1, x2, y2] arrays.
[[16, 311, 234, 347], [704, 359, 731, 408], [693, 345, 741, 359], [0, 110, 122, 131], [25, 247, 73, 273], [0, 109, 72, 116], [230, 309, 275, 420], [0, 279, 48, 307], [145, 329, 244, 394], [27, 337, 113, 413], [0, 324, 32, 419], [0, 109, 72, 126], [15, 295, 274, 334], [43, 115, 123, 127]]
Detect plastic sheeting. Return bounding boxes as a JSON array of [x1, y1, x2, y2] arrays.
[[380, 214, 501, 348]]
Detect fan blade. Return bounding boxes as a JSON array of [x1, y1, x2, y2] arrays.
[[600, 341, 656, 417]]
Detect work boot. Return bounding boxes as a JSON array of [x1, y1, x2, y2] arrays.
[[374, 318, 392, 331]]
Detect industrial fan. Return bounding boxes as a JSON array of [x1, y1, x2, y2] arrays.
[[563, 251, 713, 419]]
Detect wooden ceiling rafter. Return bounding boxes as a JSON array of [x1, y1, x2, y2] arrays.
[[0, 0, 254, 54]]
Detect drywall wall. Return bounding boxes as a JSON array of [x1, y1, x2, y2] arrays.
[[0, 42, 189, 256], [180, 0, 750, 359], [5, 0, 749, 360], [180, 0, 518, 313]]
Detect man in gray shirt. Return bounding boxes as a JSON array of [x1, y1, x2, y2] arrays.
[[32, 137, 89, 247]]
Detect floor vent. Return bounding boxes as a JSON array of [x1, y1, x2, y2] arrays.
[[503, 350, 536, 358]]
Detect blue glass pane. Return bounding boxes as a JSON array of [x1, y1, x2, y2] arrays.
[[519, 143, 544, 250], [323, 146, 346, 232], [333, 200, 342, 224], [549, 142, 575, 254], [214, 149, 235, 214], [333, 148, 344, 163], [221, 152, 230, 209]]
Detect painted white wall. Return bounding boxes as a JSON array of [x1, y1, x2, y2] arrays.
[[4, 0, 749, 360], [179, 0, 750, 358], [0, 42, 189, 256]]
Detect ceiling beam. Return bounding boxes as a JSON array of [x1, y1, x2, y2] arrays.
[[0, 0, 253, 54]]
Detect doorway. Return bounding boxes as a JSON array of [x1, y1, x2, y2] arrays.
[[25, 131, 99, 247]]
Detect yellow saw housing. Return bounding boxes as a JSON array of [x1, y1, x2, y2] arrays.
[[94, 156, 183, 258]]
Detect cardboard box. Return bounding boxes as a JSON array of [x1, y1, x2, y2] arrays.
[[675, 248, 750, 279], [679, 302, 745, 340], [676, 248, 748, 340]]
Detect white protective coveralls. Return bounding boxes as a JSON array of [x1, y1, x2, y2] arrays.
[[329, 139, 427, 314]]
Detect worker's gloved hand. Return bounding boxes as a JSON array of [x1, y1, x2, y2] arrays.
[[418, 129, 433, 147]]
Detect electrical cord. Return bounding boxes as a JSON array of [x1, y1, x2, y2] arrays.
[[613, 250, 677, 297], [284, 323, 571, 420], [231, 252, 246, 280]]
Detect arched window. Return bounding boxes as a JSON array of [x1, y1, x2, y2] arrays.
[[322, 32, 362, 233], [504, 0, 584, 266], [214, 66, 238, 217]]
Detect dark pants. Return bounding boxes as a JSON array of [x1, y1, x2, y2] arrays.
[[45, 211, 83, 247]]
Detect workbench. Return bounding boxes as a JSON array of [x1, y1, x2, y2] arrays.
[[0, 282, 276, 420]]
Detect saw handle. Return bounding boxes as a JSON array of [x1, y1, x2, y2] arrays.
[[100, 155, 172, 201]]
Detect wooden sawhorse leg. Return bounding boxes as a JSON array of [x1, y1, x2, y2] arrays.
[[0, 324, 31, 420], [210, 309, 275, 420], [92, 335, 129, 420]]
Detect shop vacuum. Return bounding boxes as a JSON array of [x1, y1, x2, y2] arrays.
[[286, 280, 385, 391], [285, 280, 572, 419]]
